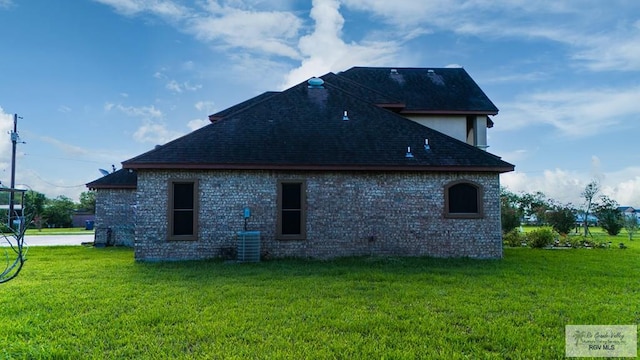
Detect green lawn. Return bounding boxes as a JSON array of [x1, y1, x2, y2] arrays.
[[24, 228, 94, 236], [0, 241, 638, 359]]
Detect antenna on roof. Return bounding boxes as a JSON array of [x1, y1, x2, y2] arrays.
[[98, 169, 110, 176]]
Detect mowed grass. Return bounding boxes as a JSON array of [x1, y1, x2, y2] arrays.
[[0, 241, 638, 359], [25, 228, 94, 236]]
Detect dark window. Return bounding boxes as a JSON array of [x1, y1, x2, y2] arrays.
[[449, 183, 478, 213], [445, 181, 483, 218], [168, 180, 198, 240], [278, 181, 306, 239]]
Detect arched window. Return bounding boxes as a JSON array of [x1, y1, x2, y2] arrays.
[[444, 180, 483, 218]]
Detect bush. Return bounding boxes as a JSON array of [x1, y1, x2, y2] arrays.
[[527, 228, 555, 248], [501, 204, 521, 234], [546, 207, 575, 235], [566, 236, 583, 248], [598, 211, 623, 236], [503, 229, 523, 247], [0, 223, 11, 233]]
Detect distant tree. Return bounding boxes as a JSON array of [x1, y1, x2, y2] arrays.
[[500, 188, 522, 233], [580, 180, 600, 237], [43, 196, 75, 228], [593, 195, 623, 236], [623, 216, 638, 241], [501, 202, 521, 234], [79, 190, 96, 213], [546, 204, 576, 235], [24, 190, 47, 230], [520, 191, 552, 226]]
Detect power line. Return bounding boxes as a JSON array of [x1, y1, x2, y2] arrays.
[[26, 171, 89, 189], [22, 153, 105, 164]]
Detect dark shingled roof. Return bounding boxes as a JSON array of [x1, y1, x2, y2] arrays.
[[86, 169, 137, 189], [209, 91, 279, 122], [123, 74, 513, 173], [338, 67, 499, 114]]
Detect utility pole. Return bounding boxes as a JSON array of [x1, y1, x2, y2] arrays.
[[8, 114, 20, 230]]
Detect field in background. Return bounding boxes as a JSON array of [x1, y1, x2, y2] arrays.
[[519, 224, 638, 245], [0, 242, 638, 359]]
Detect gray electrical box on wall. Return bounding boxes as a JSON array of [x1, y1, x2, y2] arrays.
[[237, 231, 260, 262]]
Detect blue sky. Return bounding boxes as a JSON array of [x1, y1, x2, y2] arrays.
[[1, 0, 640, 207]]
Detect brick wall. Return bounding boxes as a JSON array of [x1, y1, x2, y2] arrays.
[[134, 170, 502, 261], [94, 188, 136, 246]]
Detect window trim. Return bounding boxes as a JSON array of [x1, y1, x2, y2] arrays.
[[167, 179, 199, 241], [444, 180, 483, 219], [277, 179, 307, 240]]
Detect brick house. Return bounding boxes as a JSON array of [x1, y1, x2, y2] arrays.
[[86, 169, 137, 246], [90, 67, 514, 261]]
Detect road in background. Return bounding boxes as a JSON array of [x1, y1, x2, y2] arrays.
[[0, 234, 94, 247]]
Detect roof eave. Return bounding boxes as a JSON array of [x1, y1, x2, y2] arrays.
[[400, 110, 499, 116], [123, 163, 514, 173], [208, 115, 222, 123], [86, 184, 137, 190]]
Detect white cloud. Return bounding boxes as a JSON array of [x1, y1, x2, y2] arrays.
[[497, 86, 640, 138], [503, 164, 640, 208], [39, 136, 90, 156], [604, 173, 640, 207], [501, 168, 588, 206], [341, 0, 640, 72], [93, 0, 188, 19], [93, 0, 145, 16], [96, 0, 302, 58], [165, 80, 202, 93], [104, 102, 163, 119], [181, 60, 195, 70], [572, 24, 640, 71], [133, 122, 183, 144], [187, 7, 301, 58], [483, 71, 549, 84], [499, 149, 529, 164], [194, 100, 215, 112], [282, 0, 399, 88], [187, 118, 209, 131]]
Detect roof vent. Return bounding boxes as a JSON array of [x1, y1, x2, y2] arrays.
[[307, 77, 324, 88], [342, 110, 349, 121], [390, 68, 405, 84], [424, 139, 430, 150], [405, 146, 414, 158], [427, 69, 434, 73]]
